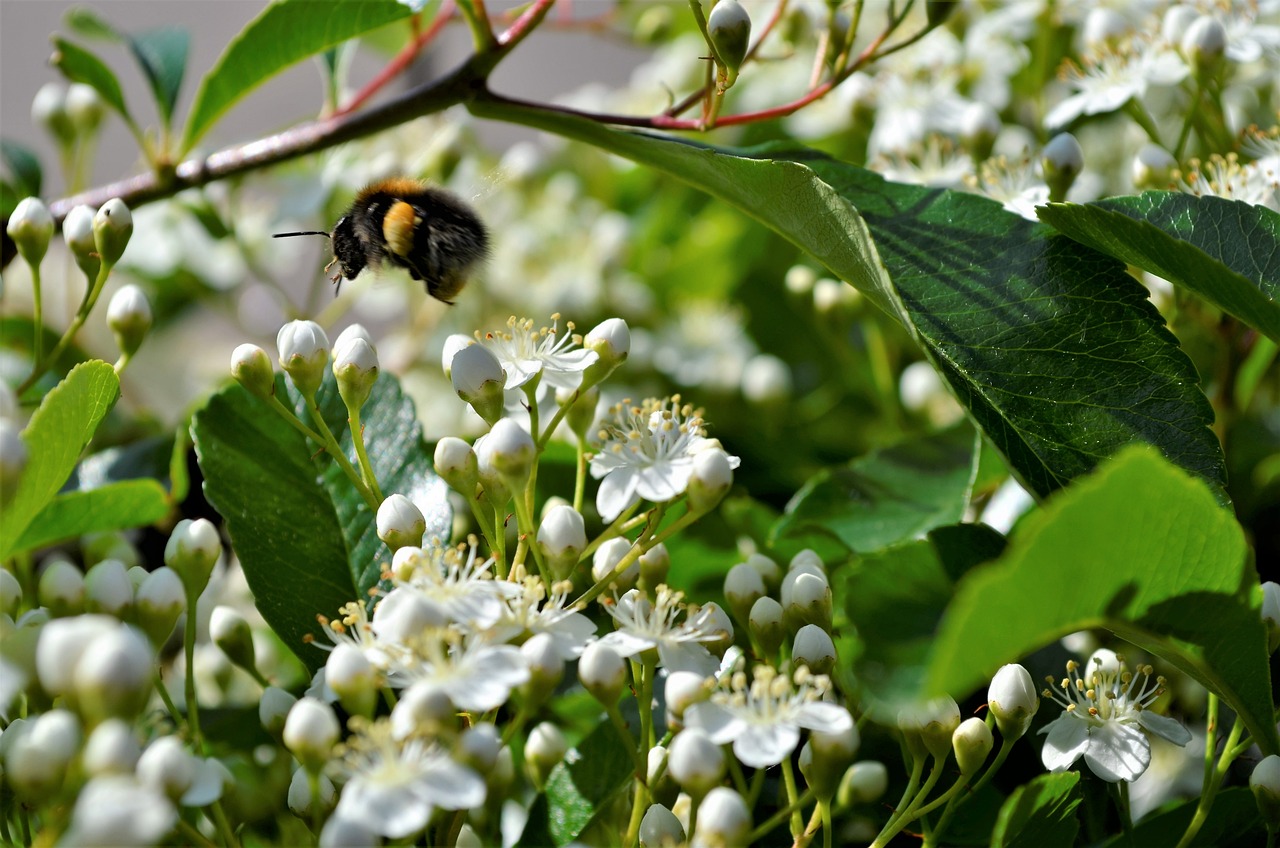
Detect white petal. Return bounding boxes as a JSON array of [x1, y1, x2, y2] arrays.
[[733, 722, 801, 769], [656, 641, 719, 676], [634, 460, 691, 504], [1138, 711, 1192, 746], [1082, 721, 1150, 783], [339, 778, 431, 839], [793, 701, 853, 734], [503, 358, 542, 390], [597, 630, 656, 659], [597, 469, 641, 522], [684, 702, 746, 745], [417, 762, 486, 810], [1040, 715, 1089, 772]]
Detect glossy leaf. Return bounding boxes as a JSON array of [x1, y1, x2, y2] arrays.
[[14, 479, 169, 552], [182, 0, 414, 152], [64, 8, 189, 126], [50, 37, 132, 125], [1097, 787, 1262, 848], [1038, 194, 1280, 342], [0, 361, 120, 560], [925, 446, 1277, 754], [774, 424, 978, 552], [518, 719, 633, 847], [1, 139, 42, 199], [990, 772, 1080, 848], [191, 370, 449, 669], [475, 103, 1225, 501]]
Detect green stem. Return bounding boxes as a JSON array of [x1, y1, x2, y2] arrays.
[[1175, 713, 1245, 848], [347, 405, 384, 502], [209, 798, 241, 848], [175, 819, 218, 848], [20, 259, 113, 395], [154, 670, 181, 723], [605, 701, 642, 773], [1124, 98, 1164, 148], [305, 398, 380, 511], [1113, 780, 1133, 835], [573, 436, 588, 513], [30, 264, 43, 365], [747, 787, 816, 842], [872, 754, 936, 848], [623, 655, 657, 848], [183, 587, 204, 750], [929, 734, 1014, 843], [782, 756, 805, 837]]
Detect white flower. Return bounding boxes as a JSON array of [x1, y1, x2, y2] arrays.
[[478, 314, 597, 392], [62, 775, 177, 846], [1045, 43, 1186, 129], [967, 154, 1050, 221], [387, 541, 515, 630], [483, 574, 596, 660], [684, 663, 851, 769], [1039, 650, 1191, 783], [589, 397, 740, 522], [598, 586, 727, 676], [386, 629, 529, 712], [1178, 153, 1280, 211], [332, 718, 485, 839]]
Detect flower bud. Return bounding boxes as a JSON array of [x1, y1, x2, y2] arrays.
[[838, 760, 888, 806], [134, 567, 185, 646], [809, 720, 860, 791], [36, 614, 117, 697], [1262, 582, 1280, 654], [900, 697, 961, 761], [164, 518, 221, 597], [0, 420, 27, 505], [104, 284, 153, 357], [749, 596, 785, 657], [65, 83, 105, 136], [581, 317, 630, 386], [563, 384, 599, 440], [33, 81, 75, 146], [93, 198, 133, 266], [478, 418, 535, 485], [73, 623, 155, 722], [440, 333, 474, 381], [277, 320, 330, 398], [664, 669, 709, 729], [63, 204, 101, 280], [473, 434, 512, 508], [592, 537, 639, 591], [38, 557, 85, 617], [782, 571, 832, 633], [525, 721, 567, 786], [1132, 144, 1178, 190], [333, 336, 379, 410], [83, 718, 142, 776], [708, 0, 751, 82], [210, 605, 258, 674], [668, 727, 725, 797], [229, 343, 275, 399], [434, 436, 479, 495], [640, 803, 685, 848], [259, 686, 298, 740], [723, 562, 765, 625], [1162, 5, 1199, 44], [686, 448, 734, 514], [1251, 754, 1280, 829], [639, 542, 671, 590], [792, 624, 836, 676], [579, 640, 627, 705], [747, 552, 782, 590], [1182, 16, 1226, 79], [692, 786, 751, 848], [334, 322, 374, 352], [1083, 8, 1129, 50], [459, 723, 502, 774], [785, 265, 816, 295], [7, 709, 80, 799], [376, 494, 426, 552], [288, 766, 335, 818], [987, 663, 1039, 740], [1040, 133, 1084, 202], [390, 681, 455, 740], [538, 504, 586, 580], [742, 354, 791, 406], [698, 602, 734, 658], [136, 736, 196, 802], [0, 566, 22, 616], [450, 343, 506, 425], [521, 632, 564, 706], [960, 102, 1001, 161], [952, 717, 993, 775], [283, 697, 340, 772], [7, 197, 54, 269]]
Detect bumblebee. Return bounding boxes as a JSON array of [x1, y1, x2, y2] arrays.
[[275, 178, 489, 304]]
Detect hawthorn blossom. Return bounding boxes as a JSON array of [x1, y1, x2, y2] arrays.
[[477, 314, 597, 392], [598, 586, 727, 676], [388, 541, 516, 630], [589, 396, 740, 522], [1045, 43, 1187, 129], [967, 154, 1050, 221], [331, 718, 484, 839], [1178, 153, 1280, 210], [1039, 649, 1191, 783], [684, 662, 852, 769], [384, 628, 529, 712], [482, 573, 597, 659]]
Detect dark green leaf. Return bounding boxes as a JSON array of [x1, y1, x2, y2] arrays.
[[518, 719, 634, 847], [0, 361, 120, 560], [1098, 787, 1262, 848], [774, 424, 978, 552], [192, 370, 449, 669], [474, 104, 1225, 501], [925, 446, 1278, 754], [128, 27, 189, 126], [1, 140, 42, 198], [990, 772, 1080, 848], [14, 480, 169, 552], [1038, 194, 1280, 342], [182, 0, 415, 152], [50, 37, 133, 125]]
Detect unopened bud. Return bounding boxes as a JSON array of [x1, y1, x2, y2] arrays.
[[376, 494, 426, 551], [7, 197, 54, 269], [1041, 133, 1084, 202], [259, 686, 297, 739], [107, 285, 153, 357], [581, 318, 630, 386], [525, 722, 567, 786], [333, 336, 379, 410], [434, 436, 479, 495], [277, 320, 330, 398], [134, 567, 185, 646], [450, 344, 506, 425], [665, 670, 710, 729], [838, 760, 888, 806], [563, 384, 599, 439], [1182, 16, 1227, 79], [749, 596, 785, 657], [792, 624, 836, 676], [210, 605, 257, 674], [538, 504, 586, 580], [640, 803, 685, 848], [38, 557, 85, 617], [478, 418, 535, 485], [987, 663, 1039, 740], [283, 697, 340, 772], [687, 448, 734, 514], [667, 727, 725, 797], [83, 718, 141, 776], [65, 83, 105, 136], [708, 0, 751, 83], [639, 542, 671, 590], [592, 537, 639, 592], [1132, 144, 1178, 190], [959, 102, 1001, 161], [1263, 582, 1280, 654], [692, 786, 751, 847], [84, 558, 133, 618], [0, 420, 27, 504], [1251, 754, 1280, 829], [724, 562, 765, 625], [521, 632, 564, 706], [164, 518, 220, 598], [782, 571, 832, 633], [326, 644, 378, 719], [580, 641, 627, 705], [288, 766, 335, 819], [33, 82, 75, 147], [63, 204, 101, 280], [73, 623, 154, 722], [93, 198, 133, 266], [952, 717, 993, 775]]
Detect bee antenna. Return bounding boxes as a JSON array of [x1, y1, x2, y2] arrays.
[[272, 231, 331, 239]]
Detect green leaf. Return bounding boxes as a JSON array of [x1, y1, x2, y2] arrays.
[[474, 103, 1225, 501], [129, 27, 190, 126], [14, 480, 169, 552], [990, 772, 1080, 848], [72, 434, 175, 489], [181, 0, 414, 152], [1, 140, 42, 198], [924, 445, 1278, 754], [50, 36, 133, 125], [65, 7, 121, 40], [1098, 787, 1262, 847], [1038, 194, 1280, 343], [192, 370, 449, 669], [0, 361, 120, 560], [518, 719, 634, 847], [774, 424, 978, 552]]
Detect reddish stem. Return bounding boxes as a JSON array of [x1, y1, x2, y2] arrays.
[[500, 0, 557, 47], [336, 1, 457, 117]]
